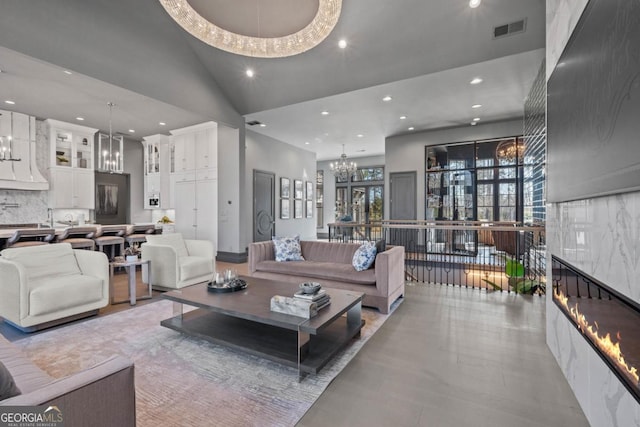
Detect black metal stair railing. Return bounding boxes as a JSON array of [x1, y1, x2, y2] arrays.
[[328, 220, 546, 294]]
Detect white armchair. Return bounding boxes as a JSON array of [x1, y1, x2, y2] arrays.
[[141, 233, 215, 290], [0, 243, 109, 332]]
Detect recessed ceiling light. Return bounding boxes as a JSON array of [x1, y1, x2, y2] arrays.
[[408, 127, 415, 131], [382, 96, 392, 102], [159, 122, 166, 126], [338, 39, 347, 49], [63, 70, 73, 75], [473, 117, 481, 121], [259, 123, 266, 127], [399, 116, 407, 120], [357, 134, 364, 138], [246, 68, 254, 78], [357, 149, 366, 152], [76, 117, 84, 121], [469, 0, 481, 8], [128, 129, 135, 133], [471, 122, 477, 126], [4, 100, 15, 105], [321, 111, 329, 115], [472, 104, 482, 109], [305, 141, 310, 145], [470, 77, 483, 85]]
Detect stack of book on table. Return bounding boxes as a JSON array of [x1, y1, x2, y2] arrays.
[[294, 288, 331, 310]]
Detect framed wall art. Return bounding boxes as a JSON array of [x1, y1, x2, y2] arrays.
[[280, 177, 290, 198], [294, 180, 303, 199], [305, 180, 313, 200], [306, 200, 313, 218], [294, 199, 303, 218], [280, 198, 290, 219]]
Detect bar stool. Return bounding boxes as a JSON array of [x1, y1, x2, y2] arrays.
[[124, 224, 156, 250], [93, 225, 126, 261], [4, 229, 56, 249], [56, 226, 97, 250]]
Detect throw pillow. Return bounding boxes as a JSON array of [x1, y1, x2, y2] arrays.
[[375, 239, 386, 254], [352, 241, 377, 271], [272, 236, 305, 262], [0, 361, 21, 401]]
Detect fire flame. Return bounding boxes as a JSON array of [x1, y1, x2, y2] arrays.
[[554, 289, 639, 385]]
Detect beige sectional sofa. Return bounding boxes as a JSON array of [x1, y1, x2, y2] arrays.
[[249, 240, 405, 314], [0, 243, 110, 332], [0, 333, 136, 426]]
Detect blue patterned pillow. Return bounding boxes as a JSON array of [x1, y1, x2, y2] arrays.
[[273, 235, 305, 262], [352, 241, 377, 271]]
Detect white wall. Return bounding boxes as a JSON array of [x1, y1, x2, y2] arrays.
[[317, 154, 385, 234], [217, 125, 242, 254], [546, 1, 640, 426], [384, 119, 523, 220], [124, 138, 149, 224], [244, 130, 316, 242]]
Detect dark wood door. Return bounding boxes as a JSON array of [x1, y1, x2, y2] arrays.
[[389, 171, 417, 246], [253, 170, 275, 242], [390, 171, 416, 220]]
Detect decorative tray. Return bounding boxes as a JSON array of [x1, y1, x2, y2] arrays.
[[207, 278, 247, 293]]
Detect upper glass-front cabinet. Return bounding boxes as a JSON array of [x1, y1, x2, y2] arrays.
[[46, 119, 97, 170]]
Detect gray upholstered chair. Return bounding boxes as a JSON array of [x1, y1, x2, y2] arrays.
[[93, 225, 126, 261], [4, 229, 55, 249], [124, 224, 156, 249], [56, 226, 97, 250]]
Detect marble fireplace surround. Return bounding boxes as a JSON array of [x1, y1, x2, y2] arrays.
[[551, 255, 640, 404]]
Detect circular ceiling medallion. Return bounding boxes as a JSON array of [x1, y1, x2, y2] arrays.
[[159, 0, 342, 58]]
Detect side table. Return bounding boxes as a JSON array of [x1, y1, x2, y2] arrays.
[[109, 259, 153, 305]]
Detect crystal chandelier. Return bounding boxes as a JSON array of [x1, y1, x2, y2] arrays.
[[0, 112, 22, 162], [495, 138, 525, 163], [158, 0, 342, 58], [330, 144, 357, 180], [98, 102, 124, 173]]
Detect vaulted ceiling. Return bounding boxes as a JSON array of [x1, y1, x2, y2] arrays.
[[0, 0, 545, 159]]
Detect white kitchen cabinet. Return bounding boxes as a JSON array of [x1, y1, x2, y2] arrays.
[[174, 179, 217, 247], [169, 121, 218, 252], [45, 120, 98, 209], [142, 135, 170, 209], [49, 167, 95, 209], [46, 119, 97, 170]]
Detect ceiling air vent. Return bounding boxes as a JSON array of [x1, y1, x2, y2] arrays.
[[493, 18, 526, 39], [246, 120, 262, 126]]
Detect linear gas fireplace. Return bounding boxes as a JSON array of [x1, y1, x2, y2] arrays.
[[552, 256, 640, 403]]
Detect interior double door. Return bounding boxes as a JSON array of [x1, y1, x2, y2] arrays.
[[351, 185, 383, 224]]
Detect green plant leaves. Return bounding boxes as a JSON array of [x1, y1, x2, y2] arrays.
[[505, 259, 525, 278]]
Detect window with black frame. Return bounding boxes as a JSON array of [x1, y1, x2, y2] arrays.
[[335, 166, 384, 224], [426, 137, 525, 223]]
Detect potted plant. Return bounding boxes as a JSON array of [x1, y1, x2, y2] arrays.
[[482, 254, 546, 295], [124, 244, 140, 262], [157, 215, 175, 233]]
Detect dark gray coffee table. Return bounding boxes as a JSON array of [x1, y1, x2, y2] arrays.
[[160, 276, 364, 377]]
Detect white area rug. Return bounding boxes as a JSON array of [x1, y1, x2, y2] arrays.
[[13, 299, 398, 426]]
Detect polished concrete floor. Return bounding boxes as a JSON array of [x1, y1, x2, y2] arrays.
[[298, 283, 590, 427], [1, 266, 590, 427]]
